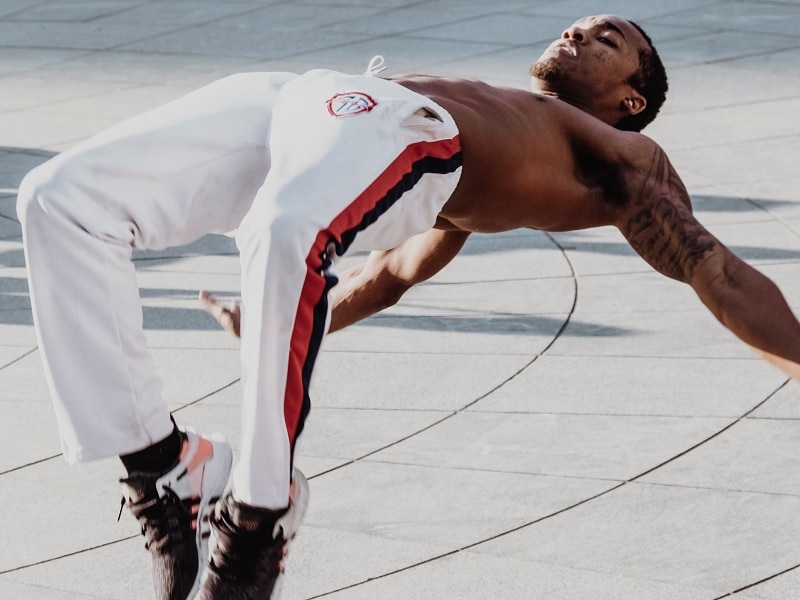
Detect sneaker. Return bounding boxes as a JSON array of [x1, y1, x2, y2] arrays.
[[197, 468, 309, 600], [120, 428, 233, 600]]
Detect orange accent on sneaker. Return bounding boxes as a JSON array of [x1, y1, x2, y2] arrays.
[[185, 437, 214, 474]]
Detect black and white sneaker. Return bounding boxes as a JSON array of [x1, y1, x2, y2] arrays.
[[198, 469, 309, 600], [120, 428, 233, 600]]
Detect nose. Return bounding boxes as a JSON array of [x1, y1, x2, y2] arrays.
[[562, 26, 587, 43]]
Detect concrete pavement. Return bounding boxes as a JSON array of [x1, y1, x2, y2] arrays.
[[1, 0, 800, 598]]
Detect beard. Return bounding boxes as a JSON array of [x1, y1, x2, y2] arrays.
[[530, 57, 561, 82]]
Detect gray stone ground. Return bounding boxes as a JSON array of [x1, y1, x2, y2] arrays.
[[1, 0, 800, 598]]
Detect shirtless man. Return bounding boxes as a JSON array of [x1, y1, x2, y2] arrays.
[[18, 14, 799, 600]]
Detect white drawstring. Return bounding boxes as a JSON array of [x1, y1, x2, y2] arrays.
[[364, 55, 387, 77]]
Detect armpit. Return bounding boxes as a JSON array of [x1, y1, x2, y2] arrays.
[[433, 215, 465, 231]]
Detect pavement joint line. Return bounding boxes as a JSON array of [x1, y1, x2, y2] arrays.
[[0, 345, 36, 371], [0, 534, 138, 577], [354, 458, 628, 484], [170, 377, 240, 414], [684, 175, 800, 245], [670, 131, 800, 152], [0, 376, 241, 477], [627, 378, 792, 484], [95, 3, 383, 63], [358, 459, 800, 501], [711, 561, 800, 599], [464, 409, 749, 419], [309, 351, 552, 481], [304, 480, 628, 599], [0, 452, 60, 477], [632, 480, 800, 500]]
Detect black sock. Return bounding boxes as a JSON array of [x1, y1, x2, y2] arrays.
[[120, 421, 184, 475]]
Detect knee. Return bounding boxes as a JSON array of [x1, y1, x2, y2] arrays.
[[16, 161, 57, 232], [17, 155, 99, 237], [238, 207, 315, 258]]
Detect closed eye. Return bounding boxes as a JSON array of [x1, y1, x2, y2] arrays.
[[599, 37, 617, 47]]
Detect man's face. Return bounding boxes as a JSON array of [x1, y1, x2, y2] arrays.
[[531, 15, 648, 109]]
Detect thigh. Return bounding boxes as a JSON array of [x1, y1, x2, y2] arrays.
[[34, 71, 297, 249]]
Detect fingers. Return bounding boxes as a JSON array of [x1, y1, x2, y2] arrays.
[[199, 290, 223, 319], [199, 290, 241, 338]]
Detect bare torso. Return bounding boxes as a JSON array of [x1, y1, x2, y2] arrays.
[[393, 75, 622, 234], [331, 78, 800, 382]]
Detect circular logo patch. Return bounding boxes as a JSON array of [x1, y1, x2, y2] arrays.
[[326, 92, 377, 117]]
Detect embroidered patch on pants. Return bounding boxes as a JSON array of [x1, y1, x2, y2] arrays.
[[327, 92, 377, 117]]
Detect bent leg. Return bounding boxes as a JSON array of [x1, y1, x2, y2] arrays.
[[232, 70, 462, 508], [17, 72, 295, 462]]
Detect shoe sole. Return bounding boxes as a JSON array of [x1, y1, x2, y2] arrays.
[[190, 435, 233, 599], [267, 468, 309, 599], [286, 468, 309, 539]]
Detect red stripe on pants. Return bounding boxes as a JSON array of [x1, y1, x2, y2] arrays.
[[283, 134, 461, 447]]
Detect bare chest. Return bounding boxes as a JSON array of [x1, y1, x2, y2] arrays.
[[440, 131, 608, 233]]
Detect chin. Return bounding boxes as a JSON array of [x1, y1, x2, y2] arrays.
[[530, 58, 560, 82]]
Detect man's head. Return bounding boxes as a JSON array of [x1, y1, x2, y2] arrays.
[[530, 15, 668, 131]]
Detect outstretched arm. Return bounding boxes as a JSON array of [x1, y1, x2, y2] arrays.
[[615, 136, 800, 378], [201, 228, 470, 337], [329, 228, 470, 332]]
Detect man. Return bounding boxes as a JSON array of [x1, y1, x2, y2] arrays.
[[202, 16, 669, 338], [19, 14, 799, 600]]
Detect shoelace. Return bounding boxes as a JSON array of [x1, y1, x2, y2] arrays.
[[120, 485, 190, 554], [209, 509, 287, 578]]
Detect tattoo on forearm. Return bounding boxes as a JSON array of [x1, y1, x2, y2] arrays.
[[624, 148, 716, 281]]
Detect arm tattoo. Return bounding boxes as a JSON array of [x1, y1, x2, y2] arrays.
[[623, 146, 717, 282]]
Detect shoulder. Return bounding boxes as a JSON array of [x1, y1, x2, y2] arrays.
[[544, 99, 658, 168]]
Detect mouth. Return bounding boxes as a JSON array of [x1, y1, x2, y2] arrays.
[[557, 42, 578, 58], [546, 39, 577, 59]]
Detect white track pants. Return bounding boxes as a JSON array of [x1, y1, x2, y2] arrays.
[[18, 68, 462, 508], [17, 72, 295, 462]]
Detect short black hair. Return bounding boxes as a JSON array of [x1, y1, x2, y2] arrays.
[[616, 20, 668, 132]]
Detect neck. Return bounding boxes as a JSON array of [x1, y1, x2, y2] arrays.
[[530, 81, 619, 127]]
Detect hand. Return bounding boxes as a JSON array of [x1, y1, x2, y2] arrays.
[[199, 290, 241, 338]]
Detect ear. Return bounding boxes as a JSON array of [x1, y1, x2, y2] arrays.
[[622, 91, 647, 116]]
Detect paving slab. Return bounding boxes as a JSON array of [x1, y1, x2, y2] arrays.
[[375, 410, 736, 481], [2, 537, 153, 600], [311, 352, 534, 410], [0, 399, 62, 472], [740, 569, 800, 600], [750, 380, 800, 420], [323, 312, 570, 355], [0, 349, 52, 404], [481, 355, 787, 418], [473, 483, 800, 595], [641, 416, 800, 495], [316, 551, 722, 600], [0, 457, 139, 573]]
